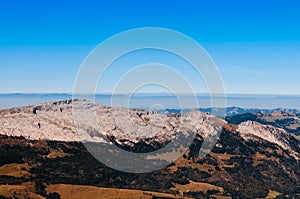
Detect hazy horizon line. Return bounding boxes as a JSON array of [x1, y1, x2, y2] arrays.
[[0, 92, 300, 96]]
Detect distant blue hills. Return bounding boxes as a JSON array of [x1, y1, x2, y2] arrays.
[[0, 93, 300, 114]]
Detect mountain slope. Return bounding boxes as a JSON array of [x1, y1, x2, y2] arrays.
[[226, 110, 300, 137], [0, 100, 299, 198]]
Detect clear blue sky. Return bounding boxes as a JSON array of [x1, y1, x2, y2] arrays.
[[0, 0, 299, 94]]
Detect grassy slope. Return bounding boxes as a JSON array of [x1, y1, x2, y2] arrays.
[[46, 184, 186, 199]]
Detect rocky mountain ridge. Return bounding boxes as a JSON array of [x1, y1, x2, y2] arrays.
[[0, 99, 299, 160], [226, 109, 300, 137]]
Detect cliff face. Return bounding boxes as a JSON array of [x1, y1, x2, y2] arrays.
[[0, 99, 223, 143], [0, 100, 78, 141]]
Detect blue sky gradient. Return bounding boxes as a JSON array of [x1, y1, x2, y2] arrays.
[[0, 0, 299, 94]]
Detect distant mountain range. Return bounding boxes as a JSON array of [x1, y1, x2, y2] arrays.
[[155, 106, 300, 117], [1, 93, 300, 110], [0, 100, 299, 198]]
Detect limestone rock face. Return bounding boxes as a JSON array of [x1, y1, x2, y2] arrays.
[[237, 121, 300, 159], [0, 99, 299, 159], [0, 99, 224, 143]]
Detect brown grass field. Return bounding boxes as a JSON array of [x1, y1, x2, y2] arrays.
[[46, 184, 186, 199]]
